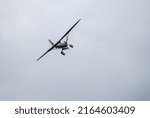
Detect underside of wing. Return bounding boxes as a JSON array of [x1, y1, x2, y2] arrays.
[[36, 45, 55, 61], [56, 19, 81, 44]]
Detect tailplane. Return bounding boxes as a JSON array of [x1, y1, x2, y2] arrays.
[[48, 39, 54, 46]]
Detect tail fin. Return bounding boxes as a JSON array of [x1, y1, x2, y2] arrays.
[[48, 39, 54, 46]]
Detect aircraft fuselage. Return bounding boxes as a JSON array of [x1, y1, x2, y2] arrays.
[[55, 42, 68, 50]]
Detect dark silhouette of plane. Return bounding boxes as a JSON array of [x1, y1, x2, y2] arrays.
[[37, 19, 81, 61]]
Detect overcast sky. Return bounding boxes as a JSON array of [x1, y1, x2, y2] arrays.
[[0, 0, 150, 100]]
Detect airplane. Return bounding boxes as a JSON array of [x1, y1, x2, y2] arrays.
[[37, 19, 81, 61]]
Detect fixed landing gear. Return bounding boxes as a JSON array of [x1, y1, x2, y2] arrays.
[[61, 50, 65, 56]]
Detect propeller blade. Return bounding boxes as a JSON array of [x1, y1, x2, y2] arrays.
[[69, 44, 73, 48]]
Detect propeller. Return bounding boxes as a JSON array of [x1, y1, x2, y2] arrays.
[[64, 33, 73, 48], [69, 44, 73, 48]]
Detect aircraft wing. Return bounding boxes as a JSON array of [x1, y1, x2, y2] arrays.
[[36, 19, 81, 61], [36, 45, 55, 61]]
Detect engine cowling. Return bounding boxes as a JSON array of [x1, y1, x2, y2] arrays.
[[63, 47, 69, 50]]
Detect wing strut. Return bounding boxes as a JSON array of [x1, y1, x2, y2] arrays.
[[66, 34, 69, 43]]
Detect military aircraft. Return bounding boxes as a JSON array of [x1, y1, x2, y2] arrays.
[[37, 19, 81, 61]]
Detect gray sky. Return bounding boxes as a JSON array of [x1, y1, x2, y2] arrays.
[[0, 0, 150, 100]]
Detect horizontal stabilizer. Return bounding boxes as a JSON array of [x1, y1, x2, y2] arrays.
[[48, 39, 54, 46]]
